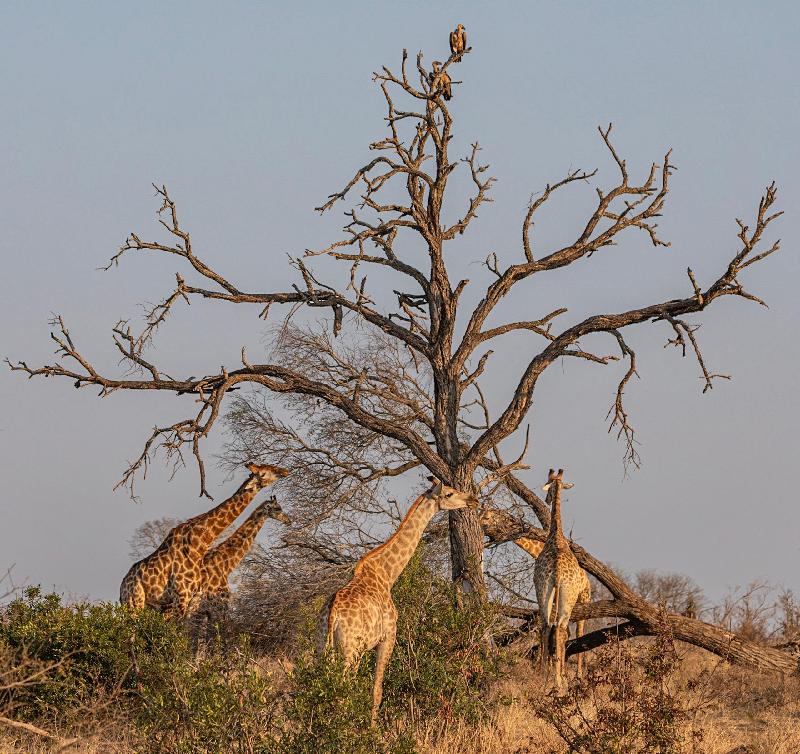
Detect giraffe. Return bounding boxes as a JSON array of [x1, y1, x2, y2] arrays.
[[318, 477, 479, 725], [478, 508, 544, 557], [119, 462, 289, 618], [194, 495, 291, 642], [513, 536, 544, 559], [533, 468, 591, 690]]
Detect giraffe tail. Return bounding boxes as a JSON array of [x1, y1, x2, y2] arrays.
[[543, 578, 560, 657], [318, 593, 338, 654]]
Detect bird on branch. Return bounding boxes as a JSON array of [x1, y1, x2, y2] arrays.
[[450, 23, 467, 59], [430, 61, 452, 101], [393, 290, 427, 311]]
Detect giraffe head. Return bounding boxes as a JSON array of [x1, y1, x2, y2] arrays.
[[457, 23, 465, 33], [245, 462, 290, 489], [542, 468, 574, 493], [432, 60, 442, 72], [425, 476, 479, 510], [479, 507, 504, 529], [263, 495, 291, 525]]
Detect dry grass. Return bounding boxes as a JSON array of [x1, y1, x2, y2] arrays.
[[0, 726, 137, 754], [2, 644, 798, 754], [416, 646, 800, 754]]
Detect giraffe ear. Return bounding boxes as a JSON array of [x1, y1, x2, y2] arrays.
[[542, 482, 552, 492], [431, 481, 443, 496], [562, 482, 574, 490]]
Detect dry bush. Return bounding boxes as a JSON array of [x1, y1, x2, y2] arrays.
[[776, 589, 800, 646], [230, 542, 352, 654], [413, 641, 800, 754], [633, 569, 705, 617], [127, 517, 180, 560]]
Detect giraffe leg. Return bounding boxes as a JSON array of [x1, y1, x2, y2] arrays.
[[575, 619, 585, 678], [371, 631, 396, 726], [555, 623, 569, 692], [574, 579, 591, 679], [122, 577, 146, 611], [538, 618, 551, 681]]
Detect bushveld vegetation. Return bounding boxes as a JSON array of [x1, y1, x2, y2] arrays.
[[1, 557, 799, 753]]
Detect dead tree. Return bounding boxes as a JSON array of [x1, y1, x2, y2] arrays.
[[8, 36, 785, 601]]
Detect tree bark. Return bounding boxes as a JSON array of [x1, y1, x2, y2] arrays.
[[449, 509, 486, 598]]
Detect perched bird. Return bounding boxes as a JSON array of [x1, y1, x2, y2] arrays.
[[450, 23, 467, 59], [430, 61, 452, 101]]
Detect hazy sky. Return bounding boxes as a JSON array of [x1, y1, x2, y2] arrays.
[[1, 2, 798, 605]]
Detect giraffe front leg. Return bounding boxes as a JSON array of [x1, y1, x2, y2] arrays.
[[371, 630, 396, 727]]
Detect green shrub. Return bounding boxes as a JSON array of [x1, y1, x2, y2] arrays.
[[0, 589, 282, 751], [278, 653, 400, 754], [0, 557, 503, 751], [385, 552, 502, 724], [137, 644, 280, 754], [0, 586, 188, 720], [278, 550, 502, 752]]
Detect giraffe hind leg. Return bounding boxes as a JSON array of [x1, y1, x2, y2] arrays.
[[575, 619, 586, 678], [538, 618, 550, 678], [371, 631, 396, 726], [539, 579, 558, 683], [122, 577, 146, 611], [554, 622, 569, 692]]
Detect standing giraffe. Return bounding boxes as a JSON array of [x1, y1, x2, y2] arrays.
[[533, 468, 591, 690], [480, 508, 586, 670], [318, 477, 479, 725], [194, 495, 291, 642], [119, 463, 289, 618]]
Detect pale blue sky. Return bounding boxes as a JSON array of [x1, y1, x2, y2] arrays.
[[1, 2, 798, 603]]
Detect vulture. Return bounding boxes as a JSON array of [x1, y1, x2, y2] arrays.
[[430, 61, 452, 101], [449, 23, 467, 58]]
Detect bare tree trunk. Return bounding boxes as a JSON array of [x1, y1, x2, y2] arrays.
[[448, 509, 486, 598], [566, 601, 798, 674]]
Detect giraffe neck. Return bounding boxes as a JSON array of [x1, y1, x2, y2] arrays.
[[204, 505, 271, 575], [514, 536, 543, 559], [191, 476, 262, 551], [546, 485, 564, 543], [357, 494, 437, 586]]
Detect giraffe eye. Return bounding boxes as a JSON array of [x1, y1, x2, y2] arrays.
[[446, 492, 453, 497]]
